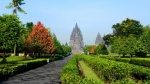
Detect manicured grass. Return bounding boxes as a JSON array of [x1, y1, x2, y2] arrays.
[[6, 56, 24, 62], [0, 56, 32, 62], [79, 60, 104, 83]]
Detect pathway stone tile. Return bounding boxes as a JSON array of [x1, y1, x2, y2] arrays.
[[0, 55, 72, 84]]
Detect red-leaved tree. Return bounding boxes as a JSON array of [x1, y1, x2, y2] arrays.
[[25, 21, 55, 56], [90, 45, 97, 55]]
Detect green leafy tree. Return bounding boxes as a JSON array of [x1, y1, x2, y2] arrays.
[[62, 45, 71, 55], [0, 14, 24, 62], [6, 0, 27, 14], [103, 34, 114, 46], [17, 22, 34, 53], [112, 18, 143, 37], [111, 37, 127, 57], [135, 26, 150, 56], [53, 37, 63, 55], [125, 34, 137, 57], [84, 45, 94, 54], [95, 44, 108, 55]]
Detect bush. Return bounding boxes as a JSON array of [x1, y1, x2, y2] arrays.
[[0, 59, 47, 79], [131, 65, 150, 80], [78, 55, 150, 82], [99, 56, 150, 68], [61, 55, 99, 84], [78, 55, 131, 82], [130, 59, 150, 68]]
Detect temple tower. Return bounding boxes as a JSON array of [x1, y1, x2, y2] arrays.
[[95, 32, 104, 45], [70, 23, 84, 54]]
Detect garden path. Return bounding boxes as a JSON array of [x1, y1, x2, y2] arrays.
[[0, 55, 72, 84]]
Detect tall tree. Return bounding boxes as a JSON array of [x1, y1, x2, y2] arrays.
[[135, 26, 150, 56], [111, 37, 127, 56], [6, 0, 27, 15], [103, 34, 114, 46], [95, 44, 108, 55], [112, 18, 143, 37], [25, 22, 55, 56], [62, 45, 71, 55], [6, 0, 27, 55], [0, 14, 24, 62], [52, 36, 63, 55]]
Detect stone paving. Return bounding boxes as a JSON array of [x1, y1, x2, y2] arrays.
[[0, 55, 72, 84]]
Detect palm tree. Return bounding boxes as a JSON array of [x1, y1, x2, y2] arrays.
[[6, 0, 27, 56], [6, 0, 27, 15]]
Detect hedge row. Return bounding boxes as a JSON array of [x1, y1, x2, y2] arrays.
[[130, 58, 150, 68], [0, 59, 47, 79], [61, 56, 99, 84], [78, 55, 131, 82], [78, 55, 150, 83], [99, 56, 150, 68]]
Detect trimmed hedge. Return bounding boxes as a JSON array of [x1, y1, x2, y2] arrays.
[[61, 56, 99, 84], [78, 55, 131, 82], [99, 56, 150, 68], [130, 58, 150, 68], [0, 59, 47, 79], [78, 55, 150, 83]]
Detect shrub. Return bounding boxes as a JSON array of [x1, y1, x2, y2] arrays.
[[78, 55, 150, 82], [130, 58, 150, 67], [0, 59, 47, 79], [78, 55, 131, 82], [61, 55, 100, 84]]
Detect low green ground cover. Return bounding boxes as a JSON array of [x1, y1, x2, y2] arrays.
[[79, 60, 104, 83]]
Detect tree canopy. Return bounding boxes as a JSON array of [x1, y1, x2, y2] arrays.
[[112, 18, 143, 37], [25, 21, 55, 54], [0, 14, 24, 62]]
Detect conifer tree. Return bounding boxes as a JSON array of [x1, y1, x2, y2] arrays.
[[25, 22, 55, 56]]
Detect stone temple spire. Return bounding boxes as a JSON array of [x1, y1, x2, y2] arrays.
[[53, 33, 57, 39], [95, 32, 104, 45], [70, 23, 84, 54]]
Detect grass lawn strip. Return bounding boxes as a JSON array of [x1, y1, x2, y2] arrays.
[[79, 60, 104, 83]]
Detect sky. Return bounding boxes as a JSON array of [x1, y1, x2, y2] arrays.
[[0, 0, 150, 45]]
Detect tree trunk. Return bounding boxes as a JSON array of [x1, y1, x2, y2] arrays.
[[130, 54, 133, 58], [13, 44, 16, 56], [122, 53, 125, 57], [13, 9, 17, 15], [2, 52, 6, 63]]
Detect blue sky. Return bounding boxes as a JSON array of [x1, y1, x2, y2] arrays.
[[1, 0, 150, 45]]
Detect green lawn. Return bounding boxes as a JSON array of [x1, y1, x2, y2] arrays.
[[79, 60, 104, 83]]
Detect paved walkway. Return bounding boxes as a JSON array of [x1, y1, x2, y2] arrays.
[[0, 55, 72, 84]]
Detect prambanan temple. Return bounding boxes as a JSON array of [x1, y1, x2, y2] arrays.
[[95, 32, 104, 45], [70, 23, 84, 54]]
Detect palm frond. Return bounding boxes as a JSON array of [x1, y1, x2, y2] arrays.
[[17, 7, 27, 14], [6, 3, 13, 9]]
